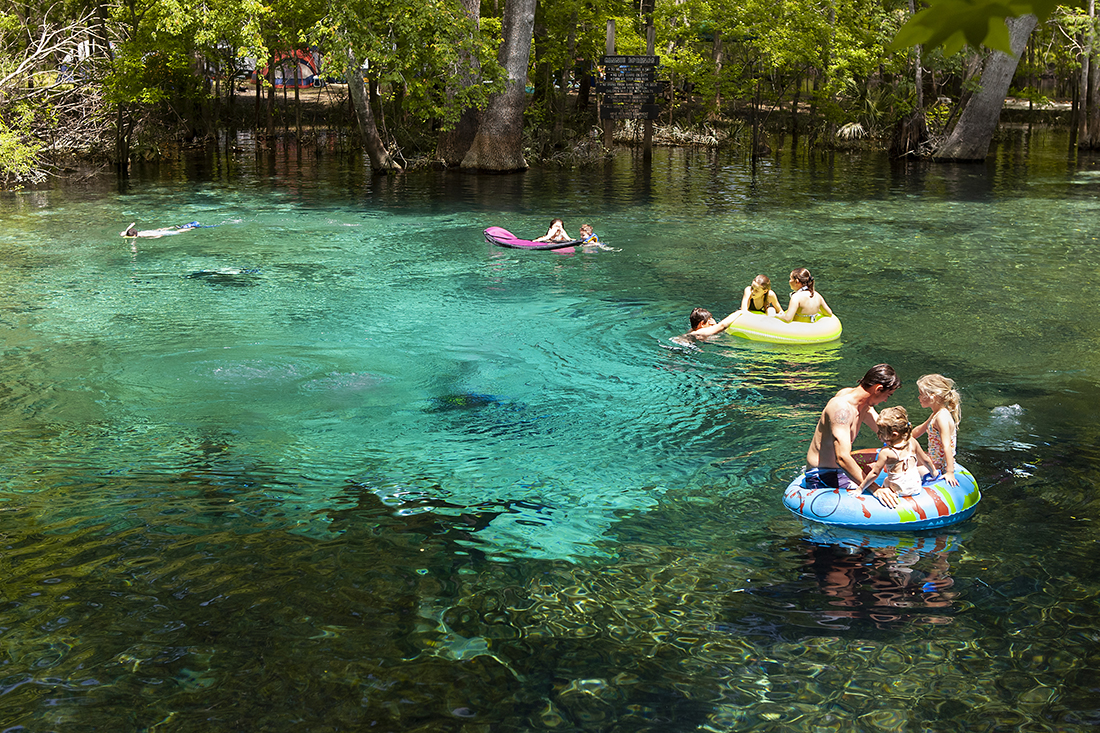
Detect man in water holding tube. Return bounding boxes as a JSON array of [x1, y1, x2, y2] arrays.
[[804, 363, 900, 490]]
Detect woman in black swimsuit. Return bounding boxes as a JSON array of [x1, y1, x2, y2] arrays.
[[739, 274, 782, 315]]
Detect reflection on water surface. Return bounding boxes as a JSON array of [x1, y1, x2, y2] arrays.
[[1, 135, 1099, 730]]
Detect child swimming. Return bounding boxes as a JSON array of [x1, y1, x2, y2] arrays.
[[857, 406, 936, 508], [912, 374, 961, 486], [681, 307, 741, 340], [739, 274, 782, 315], [577, 223, 617, 251], [775, 267, 834, 323]]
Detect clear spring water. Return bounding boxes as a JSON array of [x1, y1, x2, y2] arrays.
[[2, 131, 1100, 730]]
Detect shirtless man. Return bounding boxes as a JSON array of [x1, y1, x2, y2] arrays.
[[805, 363, 901, 490]]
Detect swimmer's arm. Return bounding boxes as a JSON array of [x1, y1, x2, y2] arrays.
[[872, 484, 900, 508], [739, 286, 752, 311], [829, 403, 865, 484], [767, 291, 782, 313], [913, 439, 937, 475], [862, 406, 881, 433], [690, 312, 740, 338], [817, 295, 834, 317], [548, 223, 571, 241], [775, 292, 803, 323], [932, 411, 959, 485], [863, 450, 900, 507], [911, 415, 931, 439], [856, 453, 889, 492]]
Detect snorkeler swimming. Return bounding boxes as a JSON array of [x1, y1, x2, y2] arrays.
[[121, 221, 206, 238]]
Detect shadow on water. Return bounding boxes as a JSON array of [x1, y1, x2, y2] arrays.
[[186, 267, 262, 287]]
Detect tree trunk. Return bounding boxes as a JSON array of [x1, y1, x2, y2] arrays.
[[254, 70, 262, 129], [294, 59, 301, 139], [436, 0, 482, 165], [890, 0, 929, 158], [933, 14, 1037, 162], [577, 63, 590, 110], [266, 62, 275, 141], [461, 0, 537, 171], [712, 30, 723, 115], [556, 11, 577, 141], [790, 81, 800, 151], [1082, 1, 1100, 148], [1077, 2, 1092, 139], [115, 104, 129, 172], [345, 47, 401, 171]]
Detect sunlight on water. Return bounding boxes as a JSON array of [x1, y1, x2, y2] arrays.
[[1, 138, 1100, 730]]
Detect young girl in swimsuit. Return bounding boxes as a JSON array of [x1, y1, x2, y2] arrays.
[[775, 267, 834, 323], [534, 218, 572, 242], [738, 274, 782, 315], [912, 374, 961, 486], [857, 406, 936, 508]]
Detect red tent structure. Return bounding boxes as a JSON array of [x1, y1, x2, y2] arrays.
[[256, 50, 319, 88]]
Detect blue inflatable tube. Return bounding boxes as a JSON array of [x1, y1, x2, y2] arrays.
[[782, 463, 981, 531]]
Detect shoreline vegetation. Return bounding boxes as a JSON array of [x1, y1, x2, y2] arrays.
[[3, 1, 1097, 188], [15, 81, 1084, 187]]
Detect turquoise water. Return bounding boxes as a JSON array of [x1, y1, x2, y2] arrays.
[[2, 135, 1100, 730]]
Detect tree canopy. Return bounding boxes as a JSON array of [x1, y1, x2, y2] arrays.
[[1, 0, 1098, 183], [892, 0, 1085, 54]]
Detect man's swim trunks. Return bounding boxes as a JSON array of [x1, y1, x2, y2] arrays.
[[805, 467, 858, 490]]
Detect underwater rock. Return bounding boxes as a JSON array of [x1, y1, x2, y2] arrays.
[[186, 268, 261, 287], [425, 392, 502, 412]]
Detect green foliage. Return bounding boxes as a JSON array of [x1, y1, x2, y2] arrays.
[[891, 0, 1085, 55], [312, 0, 505, 130], [605, 15, 647, 55], [924, 97, 955, 134], [0, 104, 45, 186], [1008, 85, 1051, 105], [1, 0, 1098, 169], [103, 0, 213, 109], [480, 16, 502, 44], [0, 11, 19, 37], [191, 0, 269, 77], [650, 0, 914, 128]]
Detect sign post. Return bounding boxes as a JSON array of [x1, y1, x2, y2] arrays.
[[599, 51, 660, 156], [603, 20, 615, 150]]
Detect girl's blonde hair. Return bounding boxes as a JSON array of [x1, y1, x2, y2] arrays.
[[876, 406, 912, 446], [917, 374, 961, 423]]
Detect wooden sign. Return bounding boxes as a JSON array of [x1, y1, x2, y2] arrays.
[[596, 82, 663, 94], [600, 55, 661, 121], [600, 104, 661, 120], [602, 55, 659, 65]]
